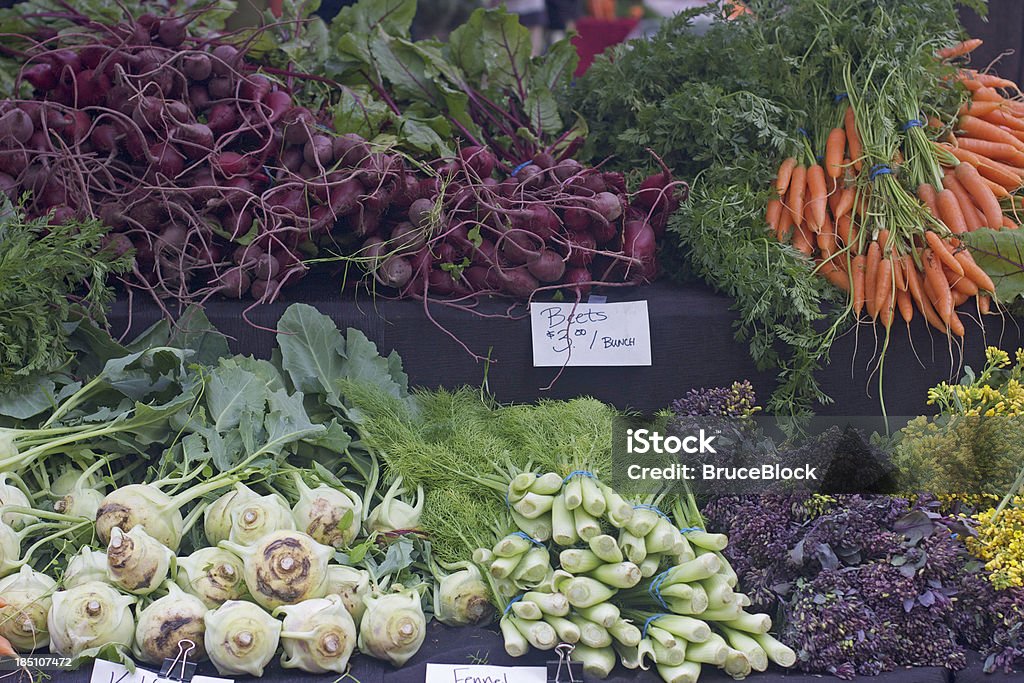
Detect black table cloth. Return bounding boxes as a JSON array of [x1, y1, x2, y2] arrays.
[[47, 622, 958, 683], [111, 279, 1021, 418]]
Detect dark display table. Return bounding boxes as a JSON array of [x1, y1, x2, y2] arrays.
[[50, 622, 961, 683], [111, 279, 1021, 418]]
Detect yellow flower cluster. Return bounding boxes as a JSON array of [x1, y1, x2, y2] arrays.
[[927, 347, 1024, 417], [969, 500, 1024, 590]]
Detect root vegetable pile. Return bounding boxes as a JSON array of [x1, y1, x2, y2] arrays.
[[0, 10, 374, 307], [353, 148, 685, 304]]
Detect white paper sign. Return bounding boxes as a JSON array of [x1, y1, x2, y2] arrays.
[[90, 659, 231, 683], [530, 300, 652, 367], [425, 663, 547, 683]]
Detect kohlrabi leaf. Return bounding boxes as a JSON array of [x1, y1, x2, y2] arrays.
[[962, 228, 1024, 302], [261, 389, 326, 457], [207, 362, 268, 432], [340, 329, 411, 404], [169, 306, 231, 365], [276, 304, 347, 405], [0, 376, 58, 420]]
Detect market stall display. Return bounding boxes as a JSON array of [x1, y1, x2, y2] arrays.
[[3, 0, 1024, 681]]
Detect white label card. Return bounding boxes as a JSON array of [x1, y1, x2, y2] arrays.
[[530, 300, 652, 367], [90, 659, 232, 683], [425, 663, 547, 683]]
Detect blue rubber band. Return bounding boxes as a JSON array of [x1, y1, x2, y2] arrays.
[[511, 161, 533, 176], [834, 92, 848, 102], [816, 154, 824, 162], [648, 570, 672, 610], [632, 504, 672, 522], [642, 614, 667, 639], [679, 526, 703, 535], [503, 595, 524, 616], [798, 127, 810, 138], [512, 531, 544, 547], [902, 119, 924, 131], [563, 470, 597, 484], [869, 164, 893, 181], [507, 473, 542, 508]]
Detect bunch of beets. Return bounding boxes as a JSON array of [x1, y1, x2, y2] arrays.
[[0, 10, 684, 310]]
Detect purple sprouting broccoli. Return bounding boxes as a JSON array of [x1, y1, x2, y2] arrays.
[[670, 380, 758, 418]]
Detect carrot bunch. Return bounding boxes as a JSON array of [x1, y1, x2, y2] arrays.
[[767, 38, 1010, 339]]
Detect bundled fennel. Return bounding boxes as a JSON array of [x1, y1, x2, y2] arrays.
[[477, 471, 795, 682]]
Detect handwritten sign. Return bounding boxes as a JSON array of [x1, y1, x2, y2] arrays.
[[530, 301, 652, 367], [425, 663, 546, 683], [90, 659, 231, 683]]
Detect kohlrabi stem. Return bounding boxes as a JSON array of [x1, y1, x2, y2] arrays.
[[3, 507, 85, 524], [181, 502, 207, 535], [168, 469, 254, 508], [19, 520, 93, 565], [42, 374, 106, 428]]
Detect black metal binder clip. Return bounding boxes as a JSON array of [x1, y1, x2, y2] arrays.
[[547, 643, 583, 683], [159, 640, 197, 682]]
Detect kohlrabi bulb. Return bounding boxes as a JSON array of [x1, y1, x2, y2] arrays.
[[204, 600, 281, 677], [204, 484, 259, 545], [0, 473, 36, 530], [106, 526, 174, 595], [324, 565, 371, 623], [133, 583, 208, 664], [291, 477, 362, 549], [435, 564, 494, 627], [63, 547, 110, 588], [0, 565, 57, 651], [48, 581, 136, 658], [358, 588, 426, 667], [365, 477, 424, 535], [51, 469, 98, 498], [54, 487, 105, 520], [0, 522, 21, 578], [220, 531, 332, 610], [228, 492, 295, 545], [176, 547, 247, 609], [95, 484, 183, 551], [275, 595, 357, 674]]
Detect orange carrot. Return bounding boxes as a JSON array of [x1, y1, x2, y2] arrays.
[[776, 157, 797, 197], [894, 254, 909, 292], [948, 266, 980, 296], [942, 173, 985, 230], [865, 241, 881, 319], [983, 176, 1012, 198], [845, 106, 863, 171], [834, 186, 855, 221], [937, 38, 983, 60], [925, 231, 966, 275], [817, 214, 837, 256], [972, 85, 1005, 103], [972, 72, 1020, 91], [964, 100, 1003, 117], [792, 222, 814, 256], [953, 290, 970, 307], [955, 250, 997, 292], [825, 128, 846, 179], [945, 145, 1024, 189], [936, 188, 969, 235], [787, 164, 807, 226], [896, 288, 914, 323], [923, 248, 954, 324], [918, 183, 940, 217], [949, 310, 965, 337], [958, 115, 1024, 150], [956, 161, 1004, 229], [852, 253, 867, 316], [907, 262, 946, 332], [806, 164, 828, 232], [981, 107, 1024, 132], [776, 201, 794, 242], [0, 635, 14, 658], [874, 258, 893, 317], [819, 259, 850, 291], [956, 136, 1024, 166], [978, 293, 992, 315], [767, 198, 782, 233], [1003, 215, 1019, 230], [836, 214, 854, 250]]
